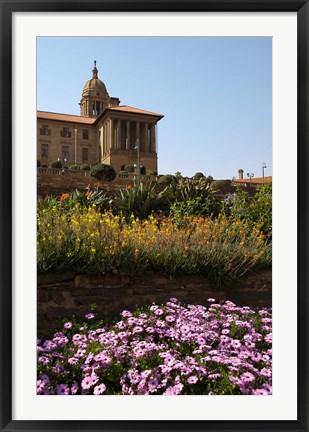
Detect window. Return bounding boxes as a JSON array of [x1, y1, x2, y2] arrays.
[[82, 148, 89, 162], [61, 127, 71, 138], [62, 146, 69, 160], [41, 144, 48, 158], [40, 125, 50, 136], [83, 129, 89, 140]]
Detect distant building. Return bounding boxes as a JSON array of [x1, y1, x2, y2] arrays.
[[232, 168, 272, 188], [37, 61, 164, 174]]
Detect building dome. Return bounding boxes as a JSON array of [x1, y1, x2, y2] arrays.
[[80, 61, 110, 117], [82, 61, 109, 97], [83, 78, 107, 92]]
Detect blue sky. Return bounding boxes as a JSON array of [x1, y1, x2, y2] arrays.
[[37, 36, 272, 179]]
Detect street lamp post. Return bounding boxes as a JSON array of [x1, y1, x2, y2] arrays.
[[58, 157, 67, 175], [134, 139, 141, 186], [247, 172, 254, 188], [262, 162, 267, 182], [74, 129, 78, 164]]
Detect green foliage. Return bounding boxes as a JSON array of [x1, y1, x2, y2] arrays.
[[171, 178, 212, 202], [210, 180, 232, 191], [222, 184, 272, 234], [124, 165, 134, 173], [148, 170, 158, 176], [169, 197, 215, 225], [174, 171, 183, 180], [37, 209, 271, 285], [111, 183, 167, 220], [192, 172, 205, 180], [50, 160, 62, 169], [80, 164, 90, 171], [119, 170, 129, 177], [68, 164, 80, 170], [37, 189, 111, 213], [158, 174, 177, 186], [90, 164, 116, 182]]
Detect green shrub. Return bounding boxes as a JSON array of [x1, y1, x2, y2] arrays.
[[210, 180, 232, 191], [222, 184, 272, 234], [90, 164, 116, 182], [148, 170, 158, 176], [169, 197, 215, 225], [158, 174, 177, 185], [112, 183, 167, 220], [192, 172, 205, 180], [80, 164, 90, 171], [124, 165, 135, 173], [50, 160, 62, 169], [68, 164, 80, 170], [119, 170, 129, 177], [164, 177, 212, 203]]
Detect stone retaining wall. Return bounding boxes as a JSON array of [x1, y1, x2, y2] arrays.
[[37, 270, 272, 338]]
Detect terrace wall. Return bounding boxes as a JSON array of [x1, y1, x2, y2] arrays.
[[37, 168, 157, 197], [37, 270, 272, 338]]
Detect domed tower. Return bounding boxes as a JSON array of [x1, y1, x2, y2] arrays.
[[79, 61, 110, 117]]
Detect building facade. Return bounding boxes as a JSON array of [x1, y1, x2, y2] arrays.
[[37, 61, 164, 174]]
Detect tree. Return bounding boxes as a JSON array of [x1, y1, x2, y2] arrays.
[[90, 164, 116, 182], [193, 172, 205, 180]]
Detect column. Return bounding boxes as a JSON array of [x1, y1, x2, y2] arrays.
[[150, 124, 156, 152], [117, 119, 122, 150], [106, 121, 110, 151], [109, 119, 114, 149], [144, 123, 149, 152], [126, 121, 130, 150], [100, 129, 103, 162], [105, 123, 108, 154], [102, 124, 105, 156]]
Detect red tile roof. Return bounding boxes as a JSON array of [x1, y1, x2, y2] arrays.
[[37, 111, 96, 124], [108, 105, 164, 118], [37, 105, 164, 124], [233, 176, 272, 184]]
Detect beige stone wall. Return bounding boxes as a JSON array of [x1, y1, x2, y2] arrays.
[[38, 117, 158, 174], [37, 119, 98, 167]]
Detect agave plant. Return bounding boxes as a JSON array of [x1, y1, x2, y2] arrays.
[[112, 182, 167, 220]]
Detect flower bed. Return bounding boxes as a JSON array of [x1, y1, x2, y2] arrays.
[[37, 298, 272, 396], [37, 207, 271, 286]]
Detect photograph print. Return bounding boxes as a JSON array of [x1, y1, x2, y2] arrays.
[[36, 36, 272, 397]]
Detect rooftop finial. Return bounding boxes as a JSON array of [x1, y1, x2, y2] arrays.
[[92, 60, 98, 78]]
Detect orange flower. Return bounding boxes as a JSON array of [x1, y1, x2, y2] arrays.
[[86, 191, 91, 199], [127, 184, 133, 190], [60, 193, 69, 201]]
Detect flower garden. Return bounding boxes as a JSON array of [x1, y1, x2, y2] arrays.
[[37, 178, 272, 395]]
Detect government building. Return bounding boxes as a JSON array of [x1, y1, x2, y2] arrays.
[[37, 61, 164, 174]]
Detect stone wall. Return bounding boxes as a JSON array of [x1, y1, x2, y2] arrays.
[[37, 170, 134, 197], [37, 270, 272, 338]]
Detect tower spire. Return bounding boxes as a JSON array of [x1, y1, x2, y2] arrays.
[[92, 60, 98, 78]]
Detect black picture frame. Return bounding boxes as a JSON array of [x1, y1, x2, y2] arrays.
[[1, 1, 308, 431]]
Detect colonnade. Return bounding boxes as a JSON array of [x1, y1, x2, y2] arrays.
[[100, 119, 156, 158]]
